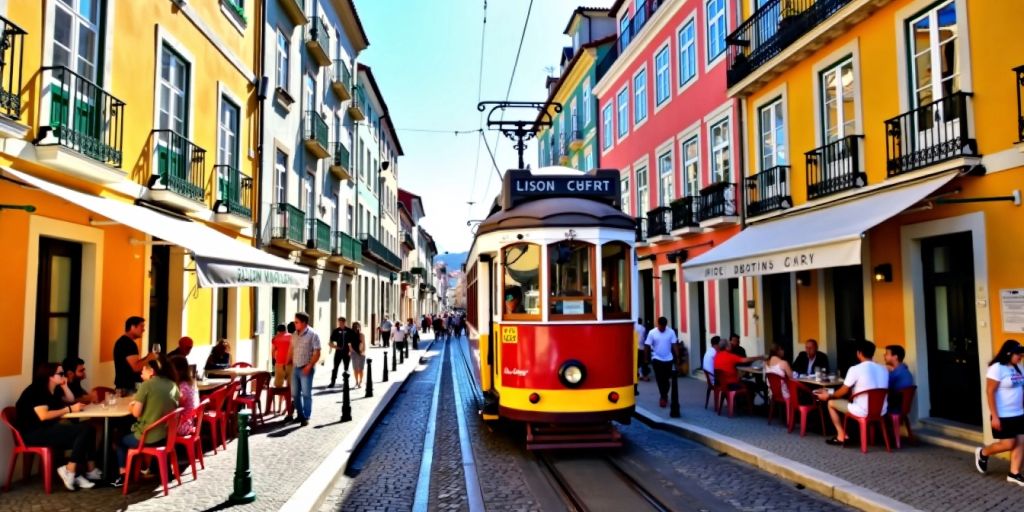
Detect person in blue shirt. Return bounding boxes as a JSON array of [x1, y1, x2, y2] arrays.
[[884, 345, 915, 411]]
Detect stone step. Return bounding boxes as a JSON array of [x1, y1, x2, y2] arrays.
[[915, 427, 979, 454], [918, 417, 985, 444]]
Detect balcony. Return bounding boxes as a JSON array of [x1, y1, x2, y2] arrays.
[[348, 87, 366, 121], [329, 231, 362, 268], [329, 142, 351, 180], [645, 207, 673, 243], [0, 16, 26, 123], [410, 266, 427, 278], [670, 196, 701, 236], [278, 0, 305, 25], [270, 203, 306, 250], [400, 271, 413, 283], [697, 182, 739, 228], [805, 135, 865, 200], [634, 217, 647, 244], [558, 137, 570, 165], [303, 110, 330, 158], [725, 0, 866, 91], [331, 59, 352, 100], [402, 231, 415, 250], [568, 127, 584, 152], [305, 17, 330, 67], [745, 166, 792, 218], [361, 234, 402, 271], [212, 165, 253, 228], [36, 66, 126, 182], [617, 0, 668, 53], [146, 129, 208, 212], [1015, 65, 1024, 147], [304, 218, 331, 257], [885, 91, 978, 177]]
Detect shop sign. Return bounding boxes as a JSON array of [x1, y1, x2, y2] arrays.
[[683, 240, 860, 282]]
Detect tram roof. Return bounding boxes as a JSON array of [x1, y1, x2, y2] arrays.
[[476, 196, 635, 236]]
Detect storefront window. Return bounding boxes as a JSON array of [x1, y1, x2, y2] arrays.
[[502, 243, 541, 319], [549, 241, 595, 318], [602, 242, 631, 319]]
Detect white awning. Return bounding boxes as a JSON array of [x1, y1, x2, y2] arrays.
[[6, 168, 308, 288], [682, 172, 957, 282]]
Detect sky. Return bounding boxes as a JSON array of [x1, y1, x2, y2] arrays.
[[355, 0, 614, 254]]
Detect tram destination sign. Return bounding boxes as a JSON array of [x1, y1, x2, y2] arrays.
[[503, 169, 620, 209]]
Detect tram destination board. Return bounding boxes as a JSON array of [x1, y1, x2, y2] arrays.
[[503, 169, 620, 209]]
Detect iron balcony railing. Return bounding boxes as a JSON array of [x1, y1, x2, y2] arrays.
[[885, 91, 977, 177], [410, 266, 426, 278], [745, 165, 791, 217], [306, 16, 330, 54], [806, 135, 865, 200], [332, 231, 362, 264], [304, 110, 328, 150], [348, 87, 365, 119], [617, 0, 668, 53], [150, 129, 207, 203], [332, 142, 350, 169], [361, 233, 402, 270], [698, 182, 738, 221], [307, 218, 331, 251], [646, 206, 671, 238], [400, 271, 413, 283], [670, 196, 699, 230], [0, 16, 26, 119], [40, 65, 126, 167], [333, 59, 352, 97], [402, 231, 415, 248], [214, 165, 252, 219], [272, 203, 305, 244], [1015, 65, 1024, 143], [725, 0, 852, 87]]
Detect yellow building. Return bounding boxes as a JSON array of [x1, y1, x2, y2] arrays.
[[683, 0, 1024, 440], [0, 0, 304, 471]]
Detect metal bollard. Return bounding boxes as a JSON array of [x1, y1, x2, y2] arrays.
[[383, 352, 389, 382], [365, 359, 374, 398], [669, 367, 681, 418], [341, 371, 352, 422], [228, 409, 256, 503]]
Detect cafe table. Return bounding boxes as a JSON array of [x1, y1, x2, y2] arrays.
[[797, 375, 844, 388], [197, 378, 231, 393], [204, 367, 269, 391], [735, 365, 770, 404], [64, 395, 133, 481]]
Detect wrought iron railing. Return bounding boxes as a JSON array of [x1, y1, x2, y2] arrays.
[[1015, 66, 1024, 143], [411, 266, 426, 278], [670, 196, 699, 230], [361, 233, 402, 270], [332, 231, 362, 264], [306, 16, 329, 52], [150, 129, 207, 203], [884, 91, 977, 177], [332, 142, 350, 170], [0, 16, 26, 119], [402, 231, 415, 248], [805, 135, 864, 200], [618, 0, 668, 53], [307, 218, 331, 251], [272, 203, 305, 244], [745, 165, 791, 217], [725, 0, 852, 86], [333, 59, 351, 96], [698, 182, 738, 221], [304, 110, 328, 151], [646, 207, 671, 238], [40, 65, 126, 167], [400, 271, 413, 283], [214, 165, 252, 218]]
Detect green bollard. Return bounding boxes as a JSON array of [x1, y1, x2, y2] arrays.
[[229, 409, 256, 503]]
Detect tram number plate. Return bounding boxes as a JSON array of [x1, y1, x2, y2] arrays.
[[500, 326, 518, 344]]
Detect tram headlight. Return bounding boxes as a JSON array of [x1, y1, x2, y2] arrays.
[[558, 360, 586, 388]]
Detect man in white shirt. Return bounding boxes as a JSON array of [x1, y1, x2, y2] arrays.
[[391, 321, 407, 356], [703, 336, 720, 384], [644, 317, 680, 408], [635, 318, 650, 382], [815, 340, 889, 446]]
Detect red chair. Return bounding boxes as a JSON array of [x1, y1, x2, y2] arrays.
[[788, 380, 828, 437], [174, 399, 209, 480], [714, 370, 752, 417], [224, 381, 243, 440], [2, 407, 53, 494], [123, 407, 183, 496], [234, 372, 270, 425], [843, 389, 892, 453], [888, 385, 918, 449], [702, 370, 717, 410], [765, 373, 791, 427], [93, 386, 116, 401], [230, 362, 253, 368], [202, 386, 230, 453], [266, 385, 292, 417]]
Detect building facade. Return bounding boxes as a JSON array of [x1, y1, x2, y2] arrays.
[[398, 189, 440, 321]]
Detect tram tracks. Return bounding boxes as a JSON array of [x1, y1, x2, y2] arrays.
[[535, 452, 674, 512]]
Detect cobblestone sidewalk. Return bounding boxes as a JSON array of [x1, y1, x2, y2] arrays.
[[0, 339, 431, 512], [636, 375, 1021, 511]]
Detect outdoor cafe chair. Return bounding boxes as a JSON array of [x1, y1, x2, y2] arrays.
[[234, 372, 269, 426], [2, 407, 53, 494], [788, 380, 827, 437], [888, 385, 918, 449], [123, 407, 183, 496], [765, 373, 791, 428], [174, 399, 209, 480], [842, 389, 892, 453], [202, 386, 230, 453], [714, 370, 753, 417], [702, 370, 717, 411], [230, 362, 253, 368]]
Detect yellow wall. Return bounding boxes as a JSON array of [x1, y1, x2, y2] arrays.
[[796, 282, 819, 344]]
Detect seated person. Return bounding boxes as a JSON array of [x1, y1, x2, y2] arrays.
[[205, 339, 232, 370], [16, 362, 101, 490], [814, 340, 889, 446], [504, 286, 526, 314], [765, 345, 793, 400], [61, 356, 96, 404], [167, 336, 194, 358], [793, 339, 830, 376], [113, 357, 181, 487], [729, 334, 747, 358], [713, 337, 764, 390], [884, 344, 915, 411]]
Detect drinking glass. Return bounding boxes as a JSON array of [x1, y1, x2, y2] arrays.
[[153, 343, 162, 354]]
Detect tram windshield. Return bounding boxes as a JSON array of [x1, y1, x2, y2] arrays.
[[502, 243, 541, 319], [549, 241, 595, 318], [601, 242, 631, 319]]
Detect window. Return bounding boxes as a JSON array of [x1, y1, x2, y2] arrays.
[[619, 16, 629, 39], [583, 81, 592, 126], [655, 47, 670, 105], [502, 243, 541, 320], [758, 99, 786, 170], [709, 119, 730, 183], [602, 242, 631, 319], [658, 150, 673, 206], [706, 0, 726, 63], [585, 152, 595, 172], [908, 1, 959, 108], [304, 73, 315, 111], [274, 150, 287, 204], [620, 175, 630, 214], [602, 103, 614, 149], [548, 241, 594, 318], [276, 29, 289, 90], [570, 101, 578, 135], [633, 69, 647, 124], [217, 96, 240, 201], [347, 205, 354, 233], [821, 59, 856, 143], [158, 45, 189, 136], [616, 87, 629, 138], [304, 168, 314, 215], [52, 0, 101, 81], [678, 20, 697, 86], [681, 137, 699, 196], [635, 166, 649, 216]]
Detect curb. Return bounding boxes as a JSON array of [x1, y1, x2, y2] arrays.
[[635, 406, 923, 512], [282, 343, 438, 511]]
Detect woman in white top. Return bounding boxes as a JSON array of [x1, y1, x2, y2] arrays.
[[765, 344, 792, 400], [974, 339, 1024, 486]]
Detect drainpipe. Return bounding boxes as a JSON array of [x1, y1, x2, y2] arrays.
[[251, 0, 270, 364]]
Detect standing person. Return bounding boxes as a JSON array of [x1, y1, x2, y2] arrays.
[[15, 362, 101, 490], [407, 318, 420, 350], [379, 315, 392, 348], [644, 317, 681, 408], [703, 336, 720, 384], [112, 357, 180, 487], [814, 340, 888, 447], [61, 356, 95, 403], [432, 315, 444, 341], [272, 324, 292, 389], [288, 312, 321, 427], [391, 320, 407, 355], [421, 315, 430, 334], [113, 316, 156, 394], [329, 317, 353, 388], [974, 339, 1024, 485], [635, 319, 649, 382], [350, 322, 367, 388]]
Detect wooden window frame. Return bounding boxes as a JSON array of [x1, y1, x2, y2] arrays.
[[601, 241, 632, 320], [548, 241, 597, 321], [501, 242, 542, 322]]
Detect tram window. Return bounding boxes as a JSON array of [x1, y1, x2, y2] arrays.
[[502, 243, 541, 319], [548, 241, 595, 319], [601, 242, 631, 319]]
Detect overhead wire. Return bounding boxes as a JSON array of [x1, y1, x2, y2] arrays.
[[468, 0, 489, 219]]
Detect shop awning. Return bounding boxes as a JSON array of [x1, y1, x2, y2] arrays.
[[682, 172, 958, 282], [6, 168, 308, 288]]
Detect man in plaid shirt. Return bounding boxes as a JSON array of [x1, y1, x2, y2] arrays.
[[287, 312, 321, 426]]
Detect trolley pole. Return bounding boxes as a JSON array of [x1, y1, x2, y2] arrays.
[[477, 100, 563, 170]]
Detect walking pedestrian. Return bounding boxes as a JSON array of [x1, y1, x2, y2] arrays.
[[644, 317, 681, 408], [432, 315, 444, 341], [407, 318, 419, 350], [391, 320, 407, 355], [350, 322, 367, 388], [287, 312, 321, 427], [329, 317, 353, 387], [975, 339, 1024, 486], [635, 318, 650, 382], [379, 316, 392, 348]]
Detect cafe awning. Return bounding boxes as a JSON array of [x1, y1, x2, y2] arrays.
[[5, 168, 308, 288], [682, 172, 958, 282]]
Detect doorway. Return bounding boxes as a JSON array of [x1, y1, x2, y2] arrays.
[[922, 231, 980, 425], [696, 281, 708, 362], [763, 273, 794, 360], [215, 288, 229, 342], [148, 244, 170, 353], [661, 270, 677, 328], [726, 278, 740, 337], [832, 265, 865, 374], [34, 237, 82, 366], [639, 269, 654, 325]]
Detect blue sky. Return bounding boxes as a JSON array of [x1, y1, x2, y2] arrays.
[[355, 0, 613, 254]]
